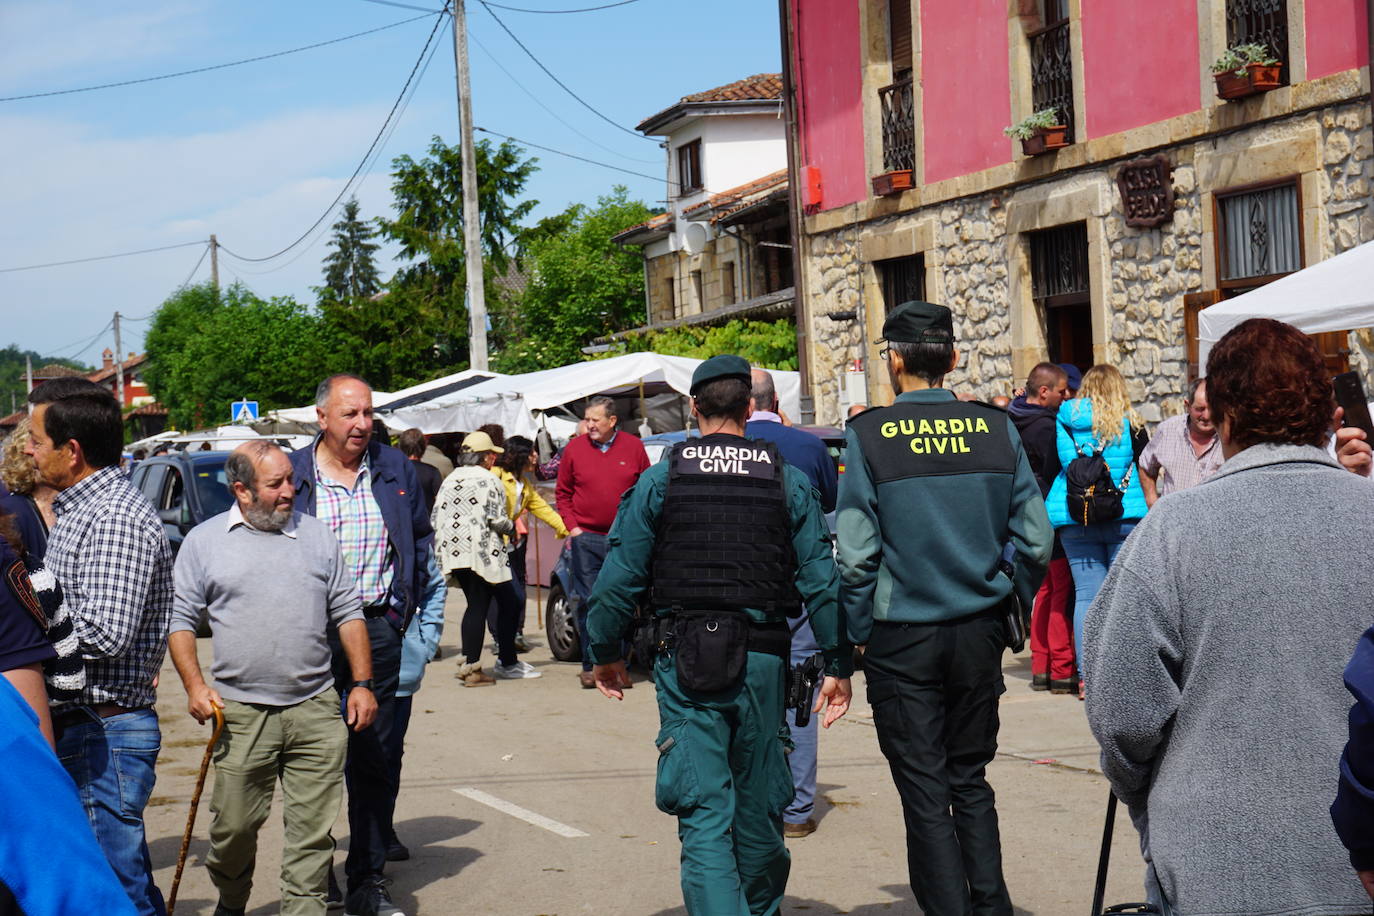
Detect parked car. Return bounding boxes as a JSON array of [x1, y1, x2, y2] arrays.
[[128, 450, 233, 554]]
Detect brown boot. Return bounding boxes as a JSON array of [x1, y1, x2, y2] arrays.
[[457, 662, 496, 687]]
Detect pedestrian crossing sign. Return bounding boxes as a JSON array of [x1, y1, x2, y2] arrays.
[[231, 400, 259, 424]]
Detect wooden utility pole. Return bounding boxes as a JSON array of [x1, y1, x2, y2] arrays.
[[450, 0, 488, 370], [209, 234, 220, 291], [113, 311, 125, 407], [25, 355, 33, 395]]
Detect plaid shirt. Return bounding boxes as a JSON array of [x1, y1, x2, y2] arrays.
[[314, 455, 392, 607], [46, 465, 173, 710], [1138, 413, 1224, 497]]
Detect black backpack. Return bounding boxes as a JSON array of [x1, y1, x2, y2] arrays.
[[1062, 424, 1132, 526]]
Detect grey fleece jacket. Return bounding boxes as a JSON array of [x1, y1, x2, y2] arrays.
[[1082, 443, 1373, 916]]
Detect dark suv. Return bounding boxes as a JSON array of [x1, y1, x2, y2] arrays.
[[128, 451, 234, 554]]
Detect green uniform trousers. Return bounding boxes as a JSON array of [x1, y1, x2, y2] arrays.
[[653, 649, 795, 916], [207, 692, 347, 916]]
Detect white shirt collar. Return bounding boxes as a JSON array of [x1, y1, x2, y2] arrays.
[[227, 501, 298, 538], [751, 410, 782, 424]]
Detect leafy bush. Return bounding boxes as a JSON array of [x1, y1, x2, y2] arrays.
[[613, 318, 798, 370]]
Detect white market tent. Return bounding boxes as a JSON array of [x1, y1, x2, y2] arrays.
[[250, 369, 499, 435], [379, 352, 802, 437], [1198, 240, 1374, 366]]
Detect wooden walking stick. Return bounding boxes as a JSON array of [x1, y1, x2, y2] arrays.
[[168, 705, 225, 915]]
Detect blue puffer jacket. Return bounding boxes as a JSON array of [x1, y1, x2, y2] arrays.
[[1046, 398, 1147, 528]]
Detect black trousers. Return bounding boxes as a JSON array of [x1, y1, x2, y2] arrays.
[[452, 569, 522, 667], [864, 611, 1012, 916], [329, 616, 402, 890]]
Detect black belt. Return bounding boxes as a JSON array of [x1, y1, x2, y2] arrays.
[[651, 614, 791, 660], [52, 704, 150, 738], [362, 603, 390, 619]]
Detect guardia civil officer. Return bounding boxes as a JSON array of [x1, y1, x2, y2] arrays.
[[837, 303, 1052, 916], [586, 355, 854, 916]]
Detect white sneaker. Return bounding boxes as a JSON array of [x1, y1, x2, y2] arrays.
[[494, 660, 542, 679]]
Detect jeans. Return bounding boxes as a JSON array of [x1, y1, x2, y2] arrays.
[[865, 612, 1011, 916], [568, 531, 609, 672], [1058, 520, 1138, 679], [784, 616, 820, 825], [57, 706, 166, 916], [328, 617, 402, 891], [384, 694, 412, 844]]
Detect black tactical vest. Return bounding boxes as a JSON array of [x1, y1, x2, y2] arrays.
[[650, 436, 801, 615], [851, 398, 1017, 484]]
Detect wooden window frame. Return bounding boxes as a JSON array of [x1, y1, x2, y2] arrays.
[[676, 141, 702, 195], [877, 253, 926, 313], [888, 0, 913, 77], [722, 262, 736, 305], [1212, 175, 1304, 293]]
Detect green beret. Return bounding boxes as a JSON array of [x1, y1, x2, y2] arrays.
[[690, 354, 752, 394], [881, 300, 954, 344]]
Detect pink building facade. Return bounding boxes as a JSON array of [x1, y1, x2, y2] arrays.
[[786, 0, 1373, 421]]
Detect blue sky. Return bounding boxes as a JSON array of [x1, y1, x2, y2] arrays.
[[0, 0, 782, 367]]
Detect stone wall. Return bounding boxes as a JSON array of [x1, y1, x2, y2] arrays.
[[801, 99, 1374, 427]]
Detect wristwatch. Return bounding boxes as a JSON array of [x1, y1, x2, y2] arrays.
[[349, 679, 375, 691]]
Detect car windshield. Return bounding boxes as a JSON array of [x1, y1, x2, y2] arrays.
[[192, 460, 234, 517]]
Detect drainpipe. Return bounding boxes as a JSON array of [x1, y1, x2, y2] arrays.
[[778, 0, 814, 422]]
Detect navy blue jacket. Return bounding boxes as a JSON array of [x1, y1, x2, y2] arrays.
[[289, 437, 433, 629], [1333, 622, 1374, 870], [745, 418, 838, 512]]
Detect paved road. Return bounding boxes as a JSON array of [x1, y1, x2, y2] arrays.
[[147, 593, 1149, 915]]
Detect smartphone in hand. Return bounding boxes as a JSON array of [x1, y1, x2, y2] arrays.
[[1334, 371, 1374, 442]]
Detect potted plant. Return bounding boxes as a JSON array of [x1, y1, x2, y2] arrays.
[[1212, 43, 1281, 100], [1005, 108, 1068, 156], [871, 168, 914, 197]]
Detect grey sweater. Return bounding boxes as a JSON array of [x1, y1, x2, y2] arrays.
[[170, 508, 363, 706], [1083, 444, 1373, 916]]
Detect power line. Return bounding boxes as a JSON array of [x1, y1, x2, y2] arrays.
[[475, 126, 673, 185], [0, 14, 439, 103], [219, 12, 448, 264], [360, 0, 445, 11], [179, 243, 211, 288], [485, 0, 649, 11], [46, 319, 114, 360], [226, 22, 445, 278], [469, 32, 657, 164], [475, 1, 652, 141], [0, 241, 206, 274]]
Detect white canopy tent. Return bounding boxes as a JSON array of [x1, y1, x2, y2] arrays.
[[1197, 240, 1374, 367], [378, 352, 802, 437], [249, 369, 502, 435]]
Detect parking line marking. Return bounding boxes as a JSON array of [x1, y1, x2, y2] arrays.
[[453, 787, 590, 838]]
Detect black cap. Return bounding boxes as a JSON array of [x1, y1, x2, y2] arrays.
[[690, 354, 752, 394], [880, 300, 954, 344]]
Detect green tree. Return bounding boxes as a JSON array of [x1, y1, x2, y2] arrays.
[[339, 136, 538, 385], [497, 187, 653, 372], [320, 197, 381, 302], [614, 318, 799, 371], [144, 282, 342, 428]]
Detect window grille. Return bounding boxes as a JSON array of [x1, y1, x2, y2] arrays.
[[1216, 182, 1301, 285], [879, 77, 916, 173], [1028, 2, 1074, 144], [878, 255, 926, 313], [1030, 223, 1092, 369], [1226, 0, 1289, 84]]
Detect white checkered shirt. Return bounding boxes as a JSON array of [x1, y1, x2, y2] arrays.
[[46, 465, 174, 710]]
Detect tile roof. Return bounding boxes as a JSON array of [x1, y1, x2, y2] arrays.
[[86, 352, 148, 384], [611, 211, 674, 245], [126, 402, 168, 418], [681, 169, 789, 222], [0, 409, 27, 428], [680, 74, 782, 104], [32, 363, 87, 379]]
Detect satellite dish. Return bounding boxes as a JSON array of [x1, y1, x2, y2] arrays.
[[682, 222, 709, 255]]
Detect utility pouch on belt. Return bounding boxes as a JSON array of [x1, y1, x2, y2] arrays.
[[674, 611, 749, 692]]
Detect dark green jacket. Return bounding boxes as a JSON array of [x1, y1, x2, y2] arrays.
[[585, 437, 853, 677], [837, 389, 1052, 642]]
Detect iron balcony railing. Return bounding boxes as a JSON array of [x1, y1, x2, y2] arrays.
[[878, 77, 916, 173]]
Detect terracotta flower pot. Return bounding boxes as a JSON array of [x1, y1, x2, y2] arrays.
[[1020, 126, 1069, 156], [1214, 61, 1282, 100], [871, 169, 914, 197]]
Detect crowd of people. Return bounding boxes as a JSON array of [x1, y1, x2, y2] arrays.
[[2, 310, 1374, 916]]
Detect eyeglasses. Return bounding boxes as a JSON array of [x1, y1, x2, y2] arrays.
[[878, 347, 893, 361]]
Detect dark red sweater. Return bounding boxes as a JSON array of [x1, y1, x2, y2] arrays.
[[555, 432, 650, 534]]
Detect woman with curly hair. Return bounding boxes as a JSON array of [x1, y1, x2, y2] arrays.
[[1045, 363, 1149, 693], [0, 419, 56, 557], [1081, 318, 1374, 914]]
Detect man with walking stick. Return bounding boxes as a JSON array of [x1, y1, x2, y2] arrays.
[[168, 441, 376, 916]]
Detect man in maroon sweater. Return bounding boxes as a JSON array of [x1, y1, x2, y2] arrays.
[[556, 396, 650, 687]]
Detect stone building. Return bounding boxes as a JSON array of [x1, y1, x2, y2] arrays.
[[785, 0, 1373, 423], [610, 75, 798, 338]]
